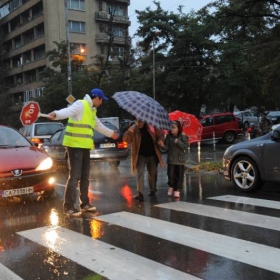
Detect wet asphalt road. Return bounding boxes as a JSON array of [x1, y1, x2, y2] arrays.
[[1, 140, 280, 280]]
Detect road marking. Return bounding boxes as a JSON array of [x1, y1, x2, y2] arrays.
[[18, 226, 200, 280], [155, 201, 280, 231], [0, 263, 23, 280], [55, 183, 103, 194], [96, 211, 280, 274], [208, 195, 280, 210]]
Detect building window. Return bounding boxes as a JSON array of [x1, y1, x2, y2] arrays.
[[100, 44, 104, 54], [67, 0, 85, 10], [113, 28, 124, 38], [107, 5, 124, 17], [10, 0, 23, 12], [71, 43, 86, 54], [112, 46, 124, 57], [69, 21, 85, 33], [98, 1, 102, 11]]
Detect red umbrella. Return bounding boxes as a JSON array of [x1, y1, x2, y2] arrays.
[[169, 110, 203, 143]]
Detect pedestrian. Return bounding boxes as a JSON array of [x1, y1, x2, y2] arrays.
[[259, 112, 272, 135], [47, 88, 118, 217], [158, 121, 189, 198], [246, 123, 261, 139], [123, 119, 165, 201]]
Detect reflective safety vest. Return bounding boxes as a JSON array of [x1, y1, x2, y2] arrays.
[[63, 100, 96, 149]]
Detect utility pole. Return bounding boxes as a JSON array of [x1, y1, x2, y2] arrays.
[[64, 0, 72, 96]]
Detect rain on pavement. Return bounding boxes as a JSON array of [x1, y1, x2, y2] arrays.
[[1, 139, 280, 280]]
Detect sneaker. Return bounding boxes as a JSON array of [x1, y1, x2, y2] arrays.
[[173, 191, 180, 198], [168, 187, 173, 196], [65, 208, 82, 217], [81, 204, 97, 212]]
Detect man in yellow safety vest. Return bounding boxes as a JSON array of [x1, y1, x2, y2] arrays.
[[47, 88, 118, 217]]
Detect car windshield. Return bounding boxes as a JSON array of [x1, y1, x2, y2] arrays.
[[268, 111, 280, 117], [35, 123, 63, 136], [0, 127, 30, 147]]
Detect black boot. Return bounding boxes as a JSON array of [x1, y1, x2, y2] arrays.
[[134, 192, 144, 201]]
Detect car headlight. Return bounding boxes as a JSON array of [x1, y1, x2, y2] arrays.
[[36, 157, 53, 171]]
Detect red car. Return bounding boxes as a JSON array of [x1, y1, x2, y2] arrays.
[[0, 125, 55, 199], [200, 113, 243, 144]]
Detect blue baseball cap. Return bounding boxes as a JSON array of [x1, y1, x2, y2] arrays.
[[90, 88, 108, 101]]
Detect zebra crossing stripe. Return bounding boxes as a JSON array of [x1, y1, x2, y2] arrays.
[[17, 226, 200, 280], [155, 201, 280, 231], [208, 195, 280, 210], [0, 262, 23, 280], [96, 211, 280, 274]]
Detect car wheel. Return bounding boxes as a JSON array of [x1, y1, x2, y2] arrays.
[[223, 131, 236, 144], [231, 156, 263, 192], [109, 161, 120, 167]]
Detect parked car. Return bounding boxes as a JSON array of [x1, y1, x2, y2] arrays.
[[19, 122, 64, 147], [200, 113, 243, 144], [42, 122, 129, 167], [223, 125, 280, 192], [234, 110, 259, 129], [267, 111, 280, 124], [0, 125, 56, 199]]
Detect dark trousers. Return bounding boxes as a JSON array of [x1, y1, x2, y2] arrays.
[[64, 147, 90, 211], [136, 155, 158, 194], [167, 164, 185, 191]]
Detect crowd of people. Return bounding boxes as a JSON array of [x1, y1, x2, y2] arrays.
[[47, 88, 189, 217]]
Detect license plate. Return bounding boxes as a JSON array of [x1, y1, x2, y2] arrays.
[[100, 143, 116, 148], [2, 187, 34, 197]]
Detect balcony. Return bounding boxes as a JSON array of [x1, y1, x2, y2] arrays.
[[95, 33, 126, 44], [105, 0, 130, 4], [95, 12, 130, 25]]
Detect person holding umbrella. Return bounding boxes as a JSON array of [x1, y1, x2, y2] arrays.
[[158, 120, 189, 198], [47, 88, 118, 217], [123, 119, 165, 201]]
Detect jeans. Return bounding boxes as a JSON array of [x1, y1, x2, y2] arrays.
[[64, 147, 90, 211], [136, 155, 158, 194]]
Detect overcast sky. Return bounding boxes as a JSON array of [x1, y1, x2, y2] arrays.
[[128, 0, 211, 43]]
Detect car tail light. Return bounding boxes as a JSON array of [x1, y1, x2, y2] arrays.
[[30, 138, 42, 144], [117, 141, 128, 149]]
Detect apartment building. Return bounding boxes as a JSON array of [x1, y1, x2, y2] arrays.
[[0, 0, 130, 106]]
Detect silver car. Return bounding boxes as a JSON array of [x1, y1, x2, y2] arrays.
[[42, 122, 129, 167], [223, 126, 280, 192]]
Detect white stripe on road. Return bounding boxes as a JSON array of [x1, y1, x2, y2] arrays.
[[0, 263, 23, 280], [18, 226, 199, 280], [96, 211, 280, 274], [55, 183, 103, 195], [155, 201, 280, 231], [208, 195, 280, 210]]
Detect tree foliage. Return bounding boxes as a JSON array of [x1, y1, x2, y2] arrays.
[[129, 0, 280, 115]]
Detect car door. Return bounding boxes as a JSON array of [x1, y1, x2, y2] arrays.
[[213, 115, 228, 138], [201, 117, 214, 140], [262, 137, 280, 180], [47, 129, 66, 160]]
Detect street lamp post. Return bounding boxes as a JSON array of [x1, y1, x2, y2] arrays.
[[152, 38, 156, 100], [64, 0, 72, 96]]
